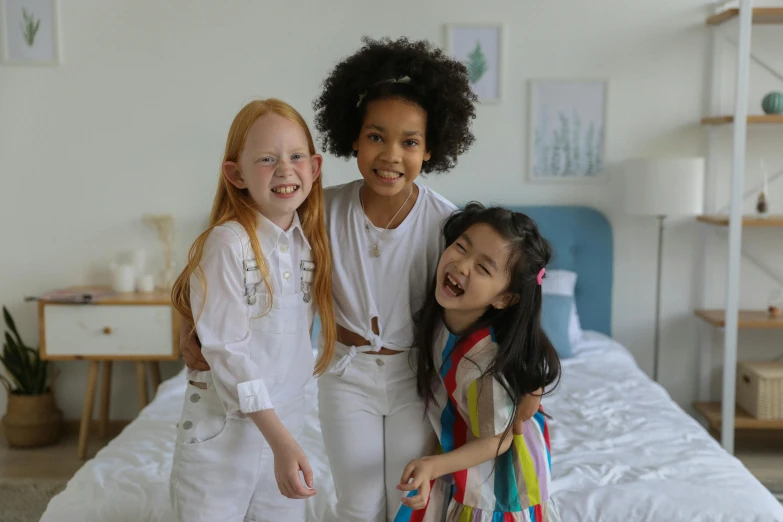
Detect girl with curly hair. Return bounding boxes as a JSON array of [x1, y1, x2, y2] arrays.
[[312, 36, 479, 522]]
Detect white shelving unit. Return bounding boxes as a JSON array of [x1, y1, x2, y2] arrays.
[[696, 1, 783, 453]]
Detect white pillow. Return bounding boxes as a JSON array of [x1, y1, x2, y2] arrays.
[[541, 269, 583, 345]]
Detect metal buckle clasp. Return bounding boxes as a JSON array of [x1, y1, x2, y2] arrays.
[[244, 259, 260, 305], [300, 260, 315, 303]]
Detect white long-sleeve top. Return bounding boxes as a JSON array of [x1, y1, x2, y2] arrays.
[[186, 211, 315, 418], [324, 180, 456, 374]]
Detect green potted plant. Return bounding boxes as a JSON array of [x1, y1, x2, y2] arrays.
[[1, 306, 62, 447]]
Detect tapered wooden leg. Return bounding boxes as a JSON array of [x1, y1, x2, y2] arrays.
[[148, 361, 162, 394], [136, 361, 148, 409], [99, 361, 113, 437], [78, 361, 100, 459]]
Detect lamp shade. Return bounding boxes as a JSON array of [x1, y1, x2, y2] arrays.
[[623, 157, 705, 216]]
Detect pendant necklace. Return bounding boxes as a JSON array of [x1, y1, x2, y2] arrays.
[[359, 185, 413, 258]]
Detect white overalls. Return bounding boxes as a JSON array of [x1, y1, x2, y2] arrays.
[[169, 212, 315, 522]]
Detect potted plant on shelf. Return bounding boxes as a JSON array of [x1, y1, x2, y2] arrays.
[[1, 306, 62, 447]]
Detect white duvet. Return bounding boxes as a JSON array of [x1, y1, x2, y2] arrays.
[[41, 332, 783, 522]]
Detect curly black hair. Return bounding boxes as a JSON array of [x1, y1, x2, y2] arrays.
[[312, 36, 477, 174]]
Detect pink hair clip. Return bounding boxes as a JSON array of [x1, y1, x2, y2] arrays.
[[536, 267, 546, 286]]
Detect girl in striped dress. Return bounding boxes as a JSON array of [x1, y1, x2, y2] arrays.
[[394, 202, 562, 522]]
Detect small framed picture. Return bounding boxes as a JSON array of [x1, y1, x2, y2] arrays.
[[528, 79, 608, 182], [444, 23, 503, 103], [0, 0, 61, 65]]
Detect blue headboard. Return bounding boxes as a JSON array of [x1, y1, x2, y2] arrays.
[[508, 205, 613, 336]]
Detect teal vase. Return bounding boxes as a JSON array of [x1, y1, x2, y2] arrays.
[[761, 92, 783, 115]]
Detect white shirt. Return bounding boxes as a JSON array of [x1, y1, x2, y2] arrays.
[[325, 180, 456, 372], [187, 211, 315, 418]]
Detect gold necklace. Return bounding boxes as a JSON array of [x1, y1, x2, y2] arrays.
[[359, 184, 414, 257]]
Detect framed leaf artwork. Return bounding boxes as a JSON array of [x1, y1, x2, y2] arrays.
[[0, 0, 61, 65], [528, 79, 608, 182], [444, 23, 504, 103]]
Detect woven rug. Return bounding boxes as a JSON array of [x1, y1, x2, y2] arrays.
[[0, 479, 67, 522]]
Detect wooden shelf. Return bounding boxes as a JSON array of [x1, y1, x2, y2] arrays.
[[701, 115, 783, 125], [695, 309, 783, 329], [697, 215, 783, 227], [694, 401, 783, 430], [707, 7, 783, 26]]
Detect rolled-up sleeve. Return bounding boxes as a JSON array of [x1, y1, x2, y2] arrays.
[[190, 226, 273, 417]]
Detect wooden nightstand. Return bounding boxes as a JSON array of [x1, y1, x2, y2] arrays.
[[38, 287, 180, 458]]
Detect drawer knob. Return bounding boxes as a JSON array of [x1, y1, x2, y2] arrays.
[[103, 327, 112, 335]]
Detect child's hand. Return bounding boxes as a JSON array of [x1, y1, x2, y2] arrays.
[[272, 438, 317, 499], [513, 388, 542, 434], [397, 458, 435, 510], [179, 317, 210, 371]]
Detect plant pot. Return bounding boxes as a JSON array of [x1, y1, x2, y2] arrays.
[[2, 391, 63, 448]]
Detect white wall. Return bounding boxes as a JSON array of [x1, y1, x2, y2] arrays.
[[1, 0, 781, 421]]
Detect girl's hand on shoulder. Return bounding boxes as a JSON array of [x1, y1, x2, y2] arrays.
[[272, 438, 317, 499], [513, 388, 543, 434], [397, 457, 435, 510]]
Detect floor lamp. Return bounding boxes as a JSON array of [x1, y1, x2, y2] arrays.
[[623, 158, 705, 382]]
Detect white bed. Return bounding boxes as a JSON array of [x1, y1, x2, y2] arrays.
[[40, 331, 783, 522], [40, 205, 783, 521]]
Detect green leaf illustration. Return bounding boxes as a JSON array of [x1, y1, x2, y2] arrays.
[[21, 8, 41, 47], [465, 41, 488, 84]]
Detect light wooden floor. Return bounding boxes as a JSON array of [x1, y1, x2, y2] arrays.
[[732, 431, 783, 485], [2, 424, 782, 486], [0, 422, 125, 481]]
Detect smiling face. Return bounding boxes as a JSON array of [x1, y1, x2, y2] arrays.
[[223, 112, 322, 230], [352, 97, 432, 199], [436, 223, 520, 334]]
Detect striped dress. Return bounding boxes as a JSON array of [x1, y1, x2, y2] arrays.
[[394, 326, 555, 522]]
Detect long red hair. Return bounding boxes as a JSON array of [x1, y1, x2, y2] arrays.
[[171, 99, 335, 375]]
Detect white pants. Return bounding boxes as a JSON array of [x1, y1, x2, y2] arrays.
[[169, 383, 306, 522], [317, 343, 434, 522]]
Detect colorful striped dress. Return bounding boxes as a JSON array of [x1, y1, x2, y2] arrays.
[[394, 326, 556, 522]]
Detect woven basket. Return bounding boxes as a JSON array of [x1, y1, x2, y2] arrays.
[[1, 382, 63, 448], [736, 361, 783, 420]]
